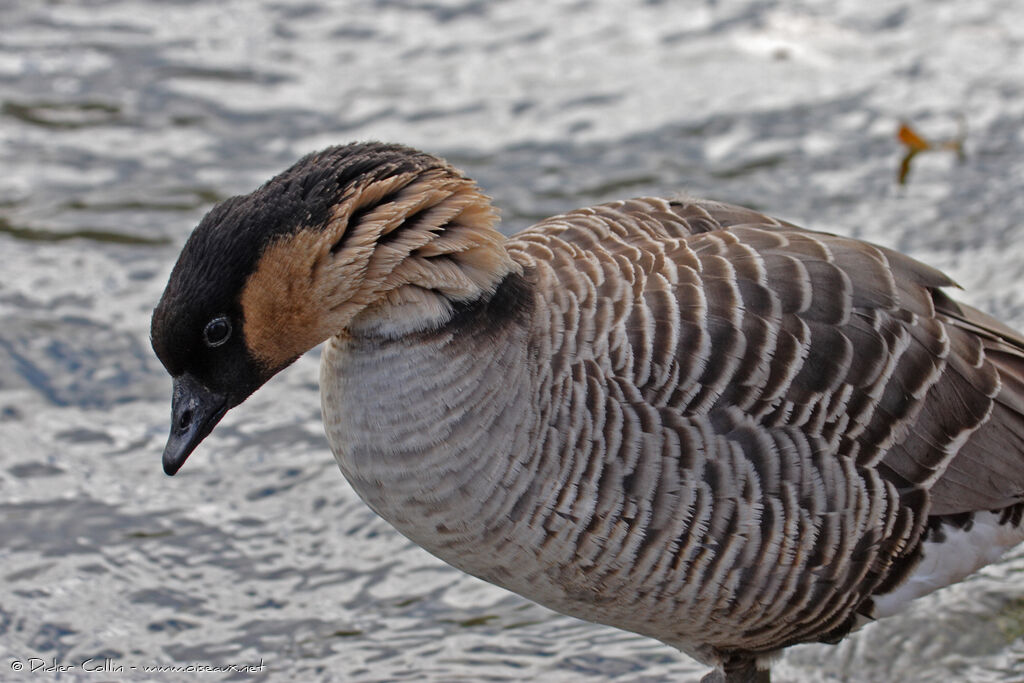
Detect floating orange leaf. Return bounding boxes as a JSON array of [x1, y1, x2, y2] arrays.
[[896, 119, 967, 185], [898, 122, 931, 152]]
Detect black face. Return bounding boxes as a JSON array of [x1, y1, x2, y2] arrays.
[[151, 194, 273, 402], [150, 193, 277, 475], [151, 141, 447, 474]]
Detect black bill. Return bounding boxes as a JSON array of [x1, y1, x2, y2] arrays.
[[162, 373, 228, 475]]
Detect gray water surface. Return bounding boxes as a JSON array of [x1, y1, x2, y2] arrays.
[[2, 1, 1024, 681]]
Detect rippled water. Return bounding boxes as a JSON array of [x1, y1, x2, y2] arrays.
[[2, 1, 1024, 681]]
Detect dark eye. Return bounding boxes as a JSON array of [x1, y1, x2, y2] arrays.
[[203, 316, 232, 348]]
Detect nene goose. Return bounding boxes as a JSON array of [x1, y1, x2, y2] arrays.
[[151, 142, 1024, 683]]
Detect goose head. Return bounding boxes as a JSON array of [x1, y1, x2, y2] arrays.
[[151, 142, 516, 475]]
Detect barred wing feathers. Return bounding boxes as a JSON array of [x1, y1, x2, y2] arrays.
[[504, 197, 1024, 651]]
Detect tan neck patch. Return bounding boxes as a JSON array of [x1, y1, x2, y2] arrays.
[[240, 168, 517, 367]]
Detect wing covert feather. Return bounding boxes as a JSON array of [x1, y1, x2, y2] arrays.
[[504, 196, 1024, 647]]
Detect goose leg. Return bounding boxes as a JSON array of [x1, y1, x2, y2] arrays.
[[700, 657, 770, 683]]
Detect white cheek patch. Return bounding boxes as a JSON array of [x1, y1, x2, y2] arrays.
[[871, 509, 1024, 618]]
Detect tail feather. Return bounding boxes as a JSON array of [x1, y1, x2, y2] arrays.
[[928, 297, 1024, 515]]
